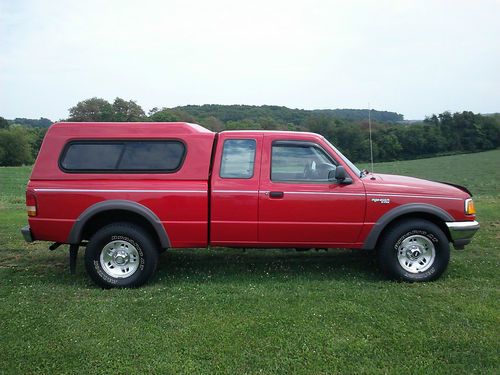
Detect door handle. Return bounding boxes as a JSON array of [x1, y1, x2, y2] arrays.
[[269, 191, 284, 198]]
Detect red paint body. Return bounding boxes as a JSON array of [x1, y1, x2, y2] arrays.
[[26, 122, 476, 249]]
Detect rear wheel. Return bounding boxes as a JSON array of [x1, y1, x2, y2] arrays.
[[84, 223, 159, 288], [377, 219, 450, 282]]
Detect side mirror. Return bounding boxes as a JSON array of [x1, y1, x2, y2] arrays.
[[328, 169, 336, 181], [328, 166, 352, 184]]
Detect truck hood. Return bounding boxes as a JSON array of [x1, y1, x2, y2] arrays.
[[362, 173, 470, 198]]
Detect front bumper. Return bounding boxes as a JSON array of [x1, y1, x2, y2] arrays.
[[21, 226, 34, 243], [446, 220, 480, 249]]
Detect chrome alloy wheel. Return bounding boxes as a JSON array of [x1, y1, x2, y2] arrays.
[[397, 235, 436, 273], [100, 240, 140, 278]]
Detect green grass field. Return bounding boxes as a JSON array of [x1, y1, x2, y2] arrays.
[[1, 150, 499, 374]]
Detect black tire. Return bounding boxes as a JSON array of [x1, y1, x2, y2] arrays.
[[84, 223, 159, 288], [377, 219, 450, 282]]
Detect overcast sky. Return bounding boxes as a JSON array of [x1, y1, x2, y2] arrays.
[[1, 0, 499, 121]]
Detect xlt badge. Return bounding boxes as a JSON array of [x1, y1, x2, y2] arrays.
[[371, 198, 390, 204]]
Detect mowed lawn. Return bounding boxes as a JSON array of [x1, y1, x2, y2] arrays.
[[0, 151, 499, 374]]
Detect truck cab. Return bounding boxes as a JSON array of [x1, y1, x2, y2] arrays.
[[210, 131, 366, 248]]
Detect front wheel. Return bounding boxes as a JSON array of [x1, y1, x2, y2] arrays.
[[377, 219, 450, 282], [84, 223, 159, 288]]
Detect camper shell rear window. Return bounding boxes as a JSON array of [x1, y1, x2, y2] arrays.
[[59, 140, 186, 173]]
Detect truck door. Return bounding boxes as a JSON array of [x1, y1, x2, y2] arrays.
[[210, 133, 263, 246], [258, 135, 366, 247]]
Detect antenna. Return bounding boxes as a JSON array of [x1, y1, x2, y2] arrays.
[[368, 103, 374, 173]]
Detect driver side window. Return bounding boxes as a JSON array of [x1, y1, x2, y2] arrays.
[[271, 142, 337, 182]]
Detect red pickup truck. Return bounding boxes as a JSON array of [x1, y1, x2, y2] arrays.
[[21, 122, 479, 287]]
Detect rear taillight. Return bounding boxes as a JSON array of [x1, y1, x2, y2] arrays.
[[26, 191, 37, 217]]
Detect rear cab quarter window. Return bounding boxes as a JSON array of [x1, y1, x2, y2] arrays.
[[219, 139, 257, 179]]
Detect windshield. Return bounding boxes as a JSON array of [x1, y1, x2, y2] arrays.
[[322, 137, 362, 177]]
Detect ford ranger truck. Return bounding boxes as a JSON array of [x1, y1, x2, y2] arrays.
[[21, 122, 479, 288]]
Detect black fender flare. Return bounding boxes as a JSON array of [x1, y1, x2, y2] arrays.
[[67, 200, 171, 248], [362, 203, 453, 250]]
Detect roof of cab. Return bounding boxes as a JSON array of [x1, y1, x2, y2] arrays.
[[220, 129, 321, 137]]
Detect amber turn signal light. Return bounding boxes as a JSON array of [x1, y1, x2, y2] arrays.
[[465, 198, 476, 215]]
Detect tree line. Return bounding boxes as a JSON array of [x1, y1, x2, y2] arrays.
[[1, 97, 499, 166], [0, 117, 46, 166]]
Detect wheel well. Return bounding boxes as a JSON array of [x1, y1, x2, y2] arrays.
[[81, 210, 162, 249], [375, 212, 451, 248]]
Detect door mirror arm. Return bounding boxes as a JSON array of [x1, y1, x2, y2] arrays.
[[328, 166, 353, 185]]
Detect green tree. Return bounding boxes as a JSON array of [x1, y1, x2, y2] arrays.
[[373, 130, 403, 161], [438, 112, 462, 151], [396, 127, 419, 159], [200, 116, 224, 131], [68, 97, 114, 121], [12, 117, 52, 127], [0, 127, 33, 166], [25, 127, 48, 160], [331, 123, 367, 161], [0, 116, 9, 129], [259, 116, 279, 130], [482, 116, 500, 148], [148, 108, 183, 122], [225, 119, 261, 130], [148, 107, 159, 116], [305, 116, 333, 139], [172, 110, 196, 123], [112, 98, 146, 121], [421, 125, 446, 155]]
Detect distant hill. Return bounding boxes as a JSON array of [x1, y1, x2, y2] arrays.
[[484, 113, 500, 118], [175, 104, 404, 123], [9, 117, 53, 127], [6, 106, 403, 129]]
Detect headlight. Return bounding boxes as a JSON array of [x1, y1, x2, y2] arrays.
[[465, 198, 476, 215]]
